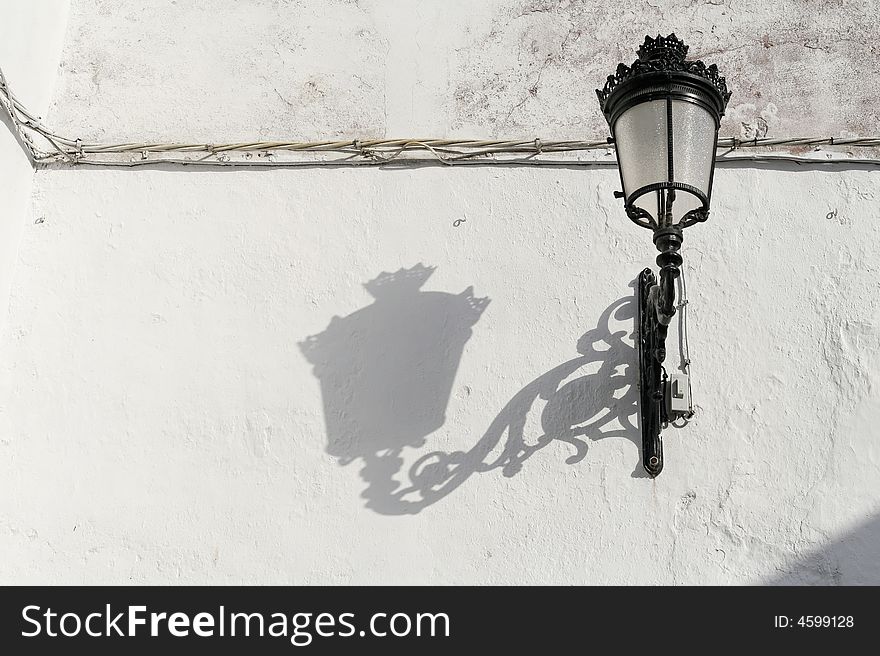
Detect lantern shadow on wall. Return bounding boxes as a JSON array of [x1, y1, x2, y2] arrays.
[[300, 264, 645, 516], [299, 264, 489, 462]]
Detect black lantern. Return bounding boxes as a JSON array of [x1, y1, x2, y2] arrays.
[[596, 34, 731, 477]]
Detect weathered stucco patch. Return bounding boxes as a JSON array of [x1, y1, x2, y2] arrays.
[[49, 0, 388, 140], [450, 0, 880, 139], [43, 1, 880, 142]]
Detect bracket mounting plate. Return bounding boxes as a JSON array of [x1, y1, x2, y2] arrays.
[[637, 268, 666, 477]]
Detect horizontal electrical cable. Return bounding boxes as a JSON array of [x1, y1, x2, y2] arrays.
[[3, 64, 880, 169]]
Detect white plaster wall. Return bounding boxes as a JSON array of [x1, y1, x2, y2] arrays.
[[1, 0, 879, 584], [0, 1, 70, 325]]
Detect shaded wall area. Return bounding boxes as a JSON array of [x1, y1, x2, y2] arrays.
[[0, 2, 70, 330], [766, 514, 880, 585]]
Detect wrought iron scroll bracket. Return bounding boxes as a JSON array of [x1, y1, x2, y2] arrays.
[[636, 226, 683, 477]]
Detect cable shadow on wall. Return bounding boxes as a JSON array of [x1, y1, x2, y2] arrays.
[[300, 264, 644, 516]]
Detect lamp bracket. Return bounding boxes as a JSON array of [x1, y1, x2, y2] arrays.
[[636, 226, 683, 477], [637, 268, 667, 477]]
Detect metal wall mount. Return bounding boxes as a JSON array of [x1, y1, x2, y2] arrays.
[[637, 268, 667, 477]]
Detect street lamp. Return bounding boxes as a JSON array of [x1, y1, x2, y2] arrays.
[[596, 34, 731, 477]]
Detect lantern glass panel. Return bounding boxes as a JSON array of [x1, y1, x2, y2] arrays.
[[613, 96, 718, 224], [670, 99, 716, 220], [614, 99, 667, 210]]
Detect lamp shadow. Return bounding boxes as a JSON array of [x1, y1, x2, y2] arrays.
[[300, 264, 644, 516], [300, 264, 489, 463]]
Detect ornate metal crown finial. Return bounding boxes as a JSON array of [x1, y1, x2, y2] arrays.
[[596, 33, 732, 111], [637, 33, 689, 62]]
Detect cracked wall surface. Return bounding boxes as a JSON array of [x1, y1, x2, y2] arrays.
[[1, 0, 879, 585]]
